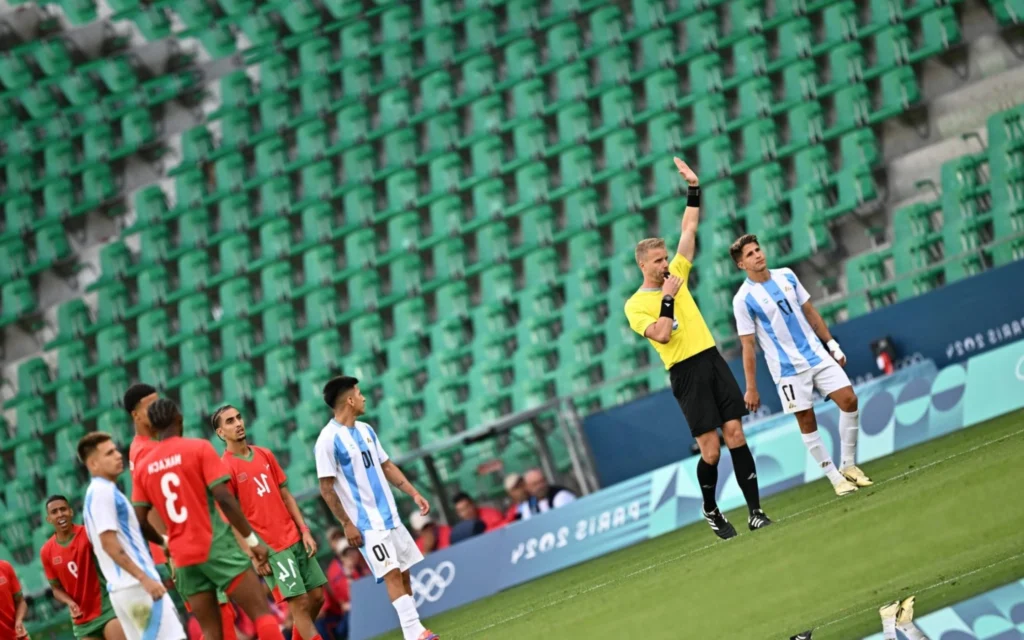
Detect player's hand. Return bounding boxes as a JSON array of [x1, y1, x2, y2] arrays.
[[827, 339, 847, 367], [661, 275, 682, 297], [14, 622, 27, 638], [301, 530, 318, 558], [251, 542, 272, 576], [140, 576, 167, 601], [251, 555, 272, 576], [68, 602, 82, 618], [344, 522, 364, 549], [744, 388, 760, 413], [673, 157, 699, 186], [413, 494, 430, 516]]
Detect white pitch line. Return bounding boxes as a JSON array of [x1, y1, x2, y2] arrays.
[[814, 550, 1024, 632], [462, 427, 1024, 637]]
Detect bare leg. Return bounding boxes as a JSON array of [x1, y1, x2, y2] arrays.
[[188, 591, 223, 640], [101, 618, 126, 640]]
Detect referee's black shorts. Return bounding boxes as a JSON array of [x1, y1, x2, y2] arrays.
[[669, 347, 747, 437]]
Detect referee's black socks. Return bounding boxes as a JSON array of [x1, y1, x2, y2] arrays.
[[696, 458, 719, 513], [729, 444, 761, 513]]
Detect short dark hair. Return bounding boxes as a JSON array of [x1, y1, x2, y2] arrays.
[[729, 233, 760, 265], [148, 398, 182, 432], [77, 431, 113, 463], [452, 492, 474, 505], [45, 495, 70, 511], [323, 376, 359, 408], [123, 383, 157, 415], [209, 405, 235, 430]]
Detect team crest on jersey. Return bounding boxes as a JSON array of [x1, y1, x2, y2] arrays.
[[238, 473, 248, 483], [0, 576, 7, 585], [52, 556, 63, 565]]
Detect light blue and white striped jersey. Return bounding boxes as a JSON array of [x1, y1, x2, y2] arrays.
[[733, 268, 829, 382], [314, 420, 399, 533], [83, 476, 160, 592]]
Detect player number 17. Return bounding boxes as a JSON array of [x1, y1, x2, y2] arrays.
[[780, 384, 796, 402]]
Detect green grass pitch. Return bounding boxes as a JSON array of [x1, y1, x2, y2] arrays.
[[380, 411, 1024, 639]]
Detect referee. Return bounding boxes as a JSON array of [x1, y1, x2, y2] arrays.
[[623, 157, 771, 540]]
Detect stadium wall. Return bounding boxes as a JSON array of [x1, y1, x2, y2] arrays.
[[350, 337, 1024, 639], [586, 259, 1024, 486]]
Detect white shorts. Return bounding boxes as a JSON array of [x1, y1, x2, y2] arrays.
[[110, 585, 186, 640], [360, 524, 424, 584], [777, 357, 852, 414]]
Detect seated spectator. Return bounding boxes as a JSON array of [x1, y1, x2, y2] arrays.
[[453, 492, 506, 532], [503, 473, 529, 522], [411, 512, 451, 554], [319, 530, 357, 640], [448, 518, 487, 545], [523, 469, 577, 518]]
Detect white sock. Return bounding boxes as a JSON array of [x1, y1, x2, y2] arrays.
[[801, 431, 845, 485], [898, 622, 928, 640], [392, 594, 426, 640], [882, 616, 897, 640], [839, 410, 859, 469]]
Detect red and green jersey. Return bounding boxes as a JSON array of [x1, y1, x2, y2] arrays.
[[223, 445, 300, 553], [0, 560, 22, 637], [39, 525, 106, 625], [131, 436, 233, 568], [129, 434, 168, 566]]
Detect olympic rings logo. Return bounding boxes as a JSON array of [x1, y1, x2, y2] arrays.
[[411, 561, 456, 606]]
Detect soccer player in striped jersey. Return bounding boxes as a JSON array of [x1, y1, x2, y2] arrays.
[[315, 376, 438, 640], [131, 398, 284, 640], [77, 433, 187, 640], [39, 495, 124, 640], [212, 405, 327, 640], [730, 235, 872, 495]]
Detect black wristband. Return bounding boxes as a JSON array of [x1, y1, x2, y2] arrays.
[[660, 296, 674, 318], [687, 185, 701, 208]]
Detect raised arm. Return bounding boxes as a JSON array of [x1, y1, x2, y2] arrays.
[[673, 157, 701, 262], [801, 301, 846, 366], [381, 459, 430, 516], [319, 477, 363, 548]]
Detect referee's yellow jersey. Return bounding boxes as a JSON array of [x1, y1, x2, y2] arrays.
[[624, 253, 716, 369]]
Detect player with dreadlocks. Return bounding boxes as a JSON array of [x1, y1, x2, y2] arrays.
[[130, 398, 284, 640]]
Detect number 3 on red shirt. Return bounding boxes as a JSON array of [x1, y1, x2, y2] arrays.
[[161, 472, 189, 523]]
